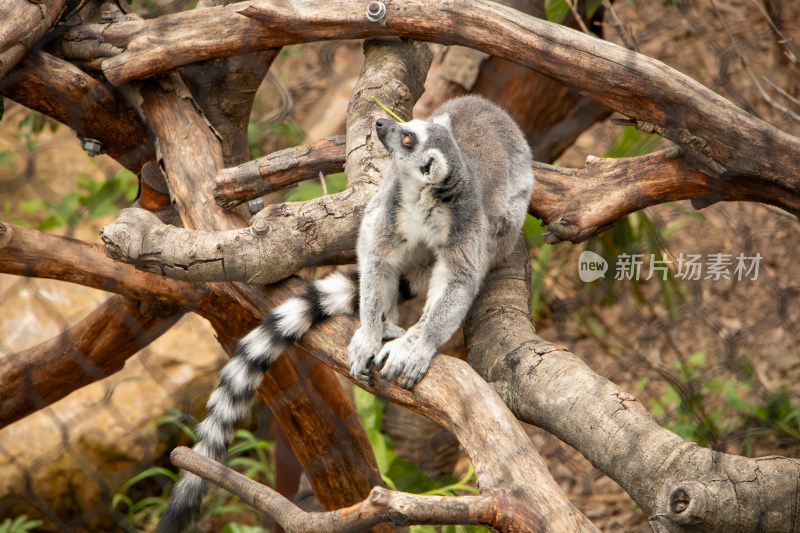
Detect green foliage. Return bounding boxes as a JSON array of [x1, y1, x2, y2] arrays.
[[15, 110, 59, 151], [353, 387, 488, 533], [248, 121, 267, 160], [0, 151, 14, 167], [286, 171, 347, 203], [112, 409, 274, 531], [269, 119, 304, 147], [643, 352, 800, 451], [14, 171, 137, 230], [579, 126, 688, 316], [545, 0, 603, 24], [0, 515, 44, 533], [221, 524, 269, 533]]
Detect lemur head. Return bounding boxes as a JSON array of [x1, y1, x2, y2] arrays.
[[375, 115, 460, 185]]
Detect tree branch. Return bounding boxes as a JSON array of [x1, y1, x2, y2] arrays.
[[0, 51, 154, 173], [225, 273, 598, 532], [171, 446, 494, 531], [214, 135, 346, 209], [0, 0, 73, 79], [531, 147, 800, 243], [101, 40, 432, 284], [113, 142, 799, 283], [57, 0, 800, 187], [0, 296, 182, 428], [119, 38, 432, 515], [463, 236, 800, 532], [0, 220, 204, 309]]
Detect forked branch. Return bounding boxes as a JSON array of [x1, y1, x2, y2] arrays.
[[463, 237, 800, 532], [172, 446, 493, 532], [213, 275, 598, 532]]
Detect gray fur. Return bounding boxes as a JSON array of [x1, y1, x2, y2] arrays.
[[349, 95, 534, 389], [157, 95, 533, 531]]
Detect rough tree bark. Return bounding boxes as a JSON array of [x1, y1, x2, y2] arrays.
[[464, 238, 800, 533], [168, 273, 599, 532], [54, 0, 800, 187], [128, 70, 392, 515], [2, 0, 800, 531]]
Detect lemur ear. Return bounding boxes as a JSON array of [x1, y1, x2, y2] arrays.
[[432, 113, 452, 130], [419, 149, 447, 182]]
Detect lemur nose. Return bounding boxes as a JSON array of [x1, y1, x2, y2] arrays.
[[375, 118, 391, 130]]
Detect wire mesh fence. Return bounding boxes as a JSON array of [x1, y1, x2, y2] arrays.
[[1, 0, 800, 531]]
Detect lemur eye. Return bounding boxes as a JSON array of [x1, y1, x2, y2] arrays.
[[401, 132, 415, 148], [403, 135, 412, 145]]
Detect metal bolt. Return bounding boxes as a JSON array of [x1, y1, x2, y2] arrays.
[[248, 197, 264, 215], [80, 137, 103, 157], [250, 218, 272, 237], [366, 1, 386, 22]]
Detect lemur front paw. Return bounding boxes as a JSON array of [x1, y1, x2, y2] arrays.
[[382, 320, 406, 341], [375, 332, 435, 389], [348, 327, 382, 384]]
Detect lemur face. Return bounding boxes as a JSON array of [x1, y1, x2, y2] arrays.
[[375, 117, 455, 184]]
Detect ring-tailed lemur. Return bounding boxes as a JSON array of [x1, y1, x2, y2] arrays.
[[157, 95, 534, 533]]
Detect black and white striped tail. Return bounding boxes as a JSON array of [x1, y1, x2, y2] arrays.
[[156, 270, 359, 533]]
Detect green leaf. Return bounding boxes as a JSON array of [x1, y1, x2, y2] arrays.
[[544, 0, 569, 23], [285, 172, 346, 202], [221, 524, 270, 533], [353, 386, 386, 431], [586, 0, 603, 18], [687, 351, 707, 367], [0, 515, 44, 533], [604, 126, 663, 158], [117, 466, 179, 494]]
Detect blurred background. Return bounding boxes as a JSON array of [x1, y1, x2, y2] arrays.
[[1, 0, 799, 531]]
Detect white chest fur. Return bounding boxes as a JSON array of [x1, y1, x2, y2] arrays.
[[397, 187, 451, 248]]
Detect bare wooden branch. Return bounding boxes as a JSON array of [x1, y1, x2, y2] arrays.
[[0, 296, 182, 428], [133, 75, 384, 512], [172, 446, 494, 531], [214, 135, 346, 209], [243, 273, 598, 532], [236, 0, 800, 185], [115, 140, 800, 281], [464, 236, 800, 532], [181, 47, 281, 166], [531, 147, 800, 243], [0, 51, 154, 173], [58, 0, 800, 189], [0, 221, 204, 309], [0, 0, 71, 79], [101, 41, 432, 284]]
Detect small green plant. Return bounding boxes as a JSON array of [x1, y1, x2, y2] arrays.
[[353, 387, 489, 533], [544, 0, 603, 25], [269, 119, 305, 147], [643, 352, 800, 452], [578, 126, 689, 317], [15, 170, 137, 230], [286, 171, 347, 202], [0, 515, 44, 533], [112, 408, 274, 532]]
